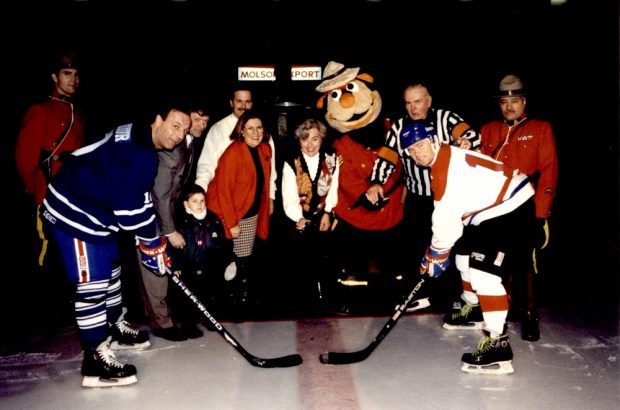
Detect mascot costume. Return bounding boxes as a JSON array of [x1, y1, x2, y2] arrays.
[[315, 61, 405, 312]]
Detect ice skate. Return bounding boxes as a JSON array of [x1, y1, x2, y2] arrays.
[[110, 319, 151, 350], [82, 338, 138, 387], [461, 334, 514, 375], [450, 298, 464, 313], [442, 303, 484, 330]]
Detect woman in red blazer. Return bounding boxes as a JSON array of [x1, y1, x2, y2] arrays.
[[206, 110, 272, 318]]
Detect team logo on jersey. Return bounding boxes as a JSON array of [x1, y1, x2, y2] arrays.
[[78, 255, 87, 271], [517, 135, 533, 141], [42, 210, 57, 224], [471, 252, 485, 262], [493, 251, 505, 267], [114, 124, 133, 142]]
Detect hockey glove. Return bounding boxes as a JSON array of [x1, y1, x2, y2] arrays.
[[139, 237, 172, 276], [420, 246, 451, 277]]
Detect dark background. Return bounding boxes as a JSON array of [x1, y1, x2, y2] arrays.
[[2, 0, 618, 333]]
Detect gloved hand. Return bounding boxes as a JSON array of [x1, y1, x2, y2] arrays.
[[139, 236, 172, 276], [537, 218, 550, 249], [420, 246, 451, 277]]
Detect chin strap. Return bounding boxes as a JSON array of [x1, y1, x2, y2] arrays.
[[428, 139, 441, 165]]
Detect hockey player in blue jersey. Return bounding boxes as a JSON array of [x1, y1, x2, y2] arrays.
[[40, 102, 191, 387]]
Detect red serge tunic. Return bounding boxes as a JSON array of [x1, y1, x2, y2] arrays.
[[480, 118, 558, 219], [15, 91, 85, 204]]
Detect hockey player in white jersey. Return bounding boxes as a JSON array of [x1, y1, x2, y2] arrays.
[[400, 120, 536, 375]]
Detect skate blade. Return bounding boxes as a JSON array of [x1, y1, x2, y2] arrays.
[[404, 297, 431, 313], [82, 374, 138, 387], [110, 340, 151, 350], [461, 361, 514, 375], [442, 322, 484, 330]]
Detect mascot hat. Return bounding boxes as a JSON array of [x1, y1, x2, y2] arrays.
[[400, 121, 437, 148], [315, 61, 360, 93]]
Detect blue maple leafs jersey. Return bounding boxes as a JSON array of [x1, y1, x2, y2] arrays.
[[41, 123, 160, 244]]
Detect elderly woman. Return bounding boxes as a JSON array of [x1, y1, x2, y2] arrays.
[[281, 118, 339, 303]]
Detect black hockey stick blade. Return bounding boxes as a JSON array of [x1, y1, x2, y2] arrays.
[[319, 277, 426, 365], [166, 268, 302, 368]]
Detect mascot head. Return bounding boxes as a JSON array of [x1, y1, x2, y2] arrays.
[[315, 61, 382, 134]]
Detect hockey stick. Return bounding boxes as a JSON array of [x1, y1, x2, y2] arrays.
[[165, 267, 303, 368], [319, 277, 426, 365], [404, 297, 430, 313]]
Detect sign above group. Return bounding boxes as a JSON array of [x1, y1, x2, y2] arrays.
[[238, 66, 322, 82]]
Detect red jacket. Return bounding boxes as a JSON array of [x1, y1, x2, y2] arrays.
[[333, 135, 404, 230], [480, 117, 558, 218], [15, 91, 85, 204], [206, 140, 272, 240]]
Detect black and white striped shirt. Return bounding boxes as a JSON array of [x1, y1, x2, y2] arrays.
[[370, 108, 481, 197]]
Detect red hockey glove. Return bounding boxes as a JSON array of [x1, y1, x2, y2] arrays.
[[139, 236, 172, 276], [420, 246, 451, 277]]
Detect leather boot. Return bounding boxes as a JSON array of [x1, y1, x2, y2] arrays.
[[521, 309, 540, 341]]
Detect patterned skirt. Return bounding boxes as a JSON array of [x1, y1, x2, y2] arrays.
[[233, 214, 258, 257]]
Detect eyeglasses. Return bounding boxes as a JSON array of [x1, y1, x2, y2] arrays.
[[244, 125, 264, 133]]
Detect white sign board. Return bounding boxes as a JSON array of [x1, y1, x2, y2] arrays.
[[291, 66, 322, 81], [238, 66, 276, 81], [238, 65, 323, 81]]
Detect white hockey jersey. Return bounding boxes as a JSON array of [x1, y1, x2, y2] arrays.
[[430, 145, 534, 250]]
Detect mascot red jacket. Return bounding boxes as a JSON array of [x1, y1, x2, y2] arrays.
[[316, 61, 404, 231]]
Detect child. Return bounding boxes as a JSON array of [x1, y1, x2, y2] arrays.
[[170, 184, 236, 333]]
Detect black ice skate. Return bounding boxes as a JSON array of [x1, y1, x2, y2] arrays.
[[110, 319, 151, 350], [442, 303, 484, 330], [450, 297, 464, 313], [461, 334, 514, 375], [82, 338, 138, 387]]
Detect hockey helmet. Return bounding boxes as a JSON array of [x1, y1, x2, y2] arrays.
[[399, 120, 437, 149]]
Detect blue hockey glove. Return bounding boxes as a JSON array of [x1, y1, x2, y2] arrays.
[[420, 246, 451, 277], [139, 237, 172, 276]]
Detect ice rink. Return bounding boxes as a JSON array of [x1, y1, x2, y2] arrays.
[[1, 298, 617, 410]]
